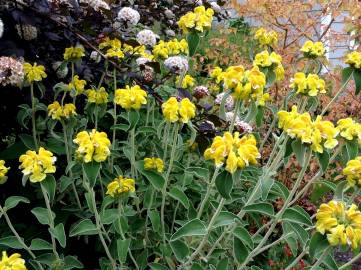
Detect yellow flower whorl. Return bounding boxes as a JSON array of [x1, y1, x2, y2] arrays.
[[106, 176, 135, 197], [114, 85, 147, 110], [161, 97, 196, 123]]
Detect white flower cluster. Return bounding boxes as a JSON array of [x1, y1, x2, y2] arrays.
[[117, 7, 140, 26], [0, 18, 4, 38], [15, 24, 38, 41], [225, 112, 253, 133], [164, 56, 188, 74], [136, 30, 157, 47], [136, 57, 151, 66], [0, 57, 24, 86], [79, 0, 110, 11], [215, 92, 234, 111], [90, 51, 101, 63]]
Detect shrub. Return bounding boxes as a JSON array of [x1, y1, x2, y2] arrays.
[[1, 2, 361, 270]]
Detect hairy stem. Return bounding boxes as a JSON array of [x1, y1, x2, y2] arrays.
[[30, 83, 39, 149]]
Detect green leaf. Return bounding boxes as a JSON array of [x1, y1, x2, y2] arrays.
[[317, 151, 330, 173], [4, 196, 29, 211], [346, 140, 358, 160], [137, 126, 157, 135], [187, 32, 200, 57], [271, 181, 289, 200], [117, 238, 131, 264], [233, 226, 253, 249], [216, 258, 228, 270], [265, 69, 276, 87], [100, 209, 119, 225], [29, 238, 53, 250], [82, 162, 100, 187], [233, 227, 253, 249], [291, 139, 307, 166], [135, 161, 165, 190], [168, 187, 189, 209], [41, 175, 56, 202], [31, 207, 54, 225], [49, 223, 66, 248], [342, 66, 354, 85], [186, 167, 209, 179], [260, 177, 274, 200], [309, 232, 329, 260], [19, 133, 36, 150], [255, 106, 264, 127], [170, 239, 189, 261], [335, 180, 348, 201], [243, 202, 274, 216], [323, 253, 339, 270], [59, 176, 73, 193], [282, 207, 312, 226], [233, 236, 249, 264], [149, 210, 161, 233], [149, 263, 169, 270], [0, 236, 24, 249], [128, 110, 140, 130], [111, 123, 129, 132], [69, 219, 98, 237], [171, 219, 206, 241], [213, 211, 239, 228], [215, 171, 234, 199], [63, 256, 84, 270], [287, 222, 309, 246], [354, 68, 361, 95]]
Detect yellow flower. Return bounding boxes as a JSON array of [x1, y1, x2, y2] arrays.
[[343, 156, 361, 187], [114, 85, 147, 110], [253, 51, 284, 82], [162, 97, 196, 123], [99, 37, 121, 50], [0, 251, 27, 270], [48, 101, 77, 120], [0, 160, 9, 185], [23, 62, 47, 83], [19, 147, 56, 183], [177, 75, 195, 89], [345, 51, 361, 69], [210, 67, 224, 84], [144, 157, 164, 173], [153, 39, 188, 59], [63, 46, 85, 61], [221, 65, 267, 104], [73, 129, 111, 163], [86, 87, 108, 104], [316, 201, 361, 249], [290, 72, 326, 96], [106, 176, 135, 197], [178, 6, 214, 33], [254, 28, 278, 47], [68, 75, 87, 95], [204, 132, 260, 173], [278, 106, 338, 153], [300, 41, 325, 57], [337, 118, 361, 143]]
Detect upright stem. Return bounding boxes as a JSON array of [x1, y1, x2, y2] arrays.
[[30, 83, 39, 149], [83, 177, 116, 269], [40, 185, 60, 260], [162, 122, 171, 161], [0, 205, 44, 270], [285, 250, 307, 270], [110, 68, 117, 173], [321, 72, 353, 116], [310, 246, 331, 270], [117, 199, 140, 270], [180, 198, 226, 269], [238, 151, 312, 269], [197, 167, 220, 219], [62, 121, 82, 209], [161, 123, 179, 246], [229, 100, 240, 133], [130, 128, 137, 179]]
